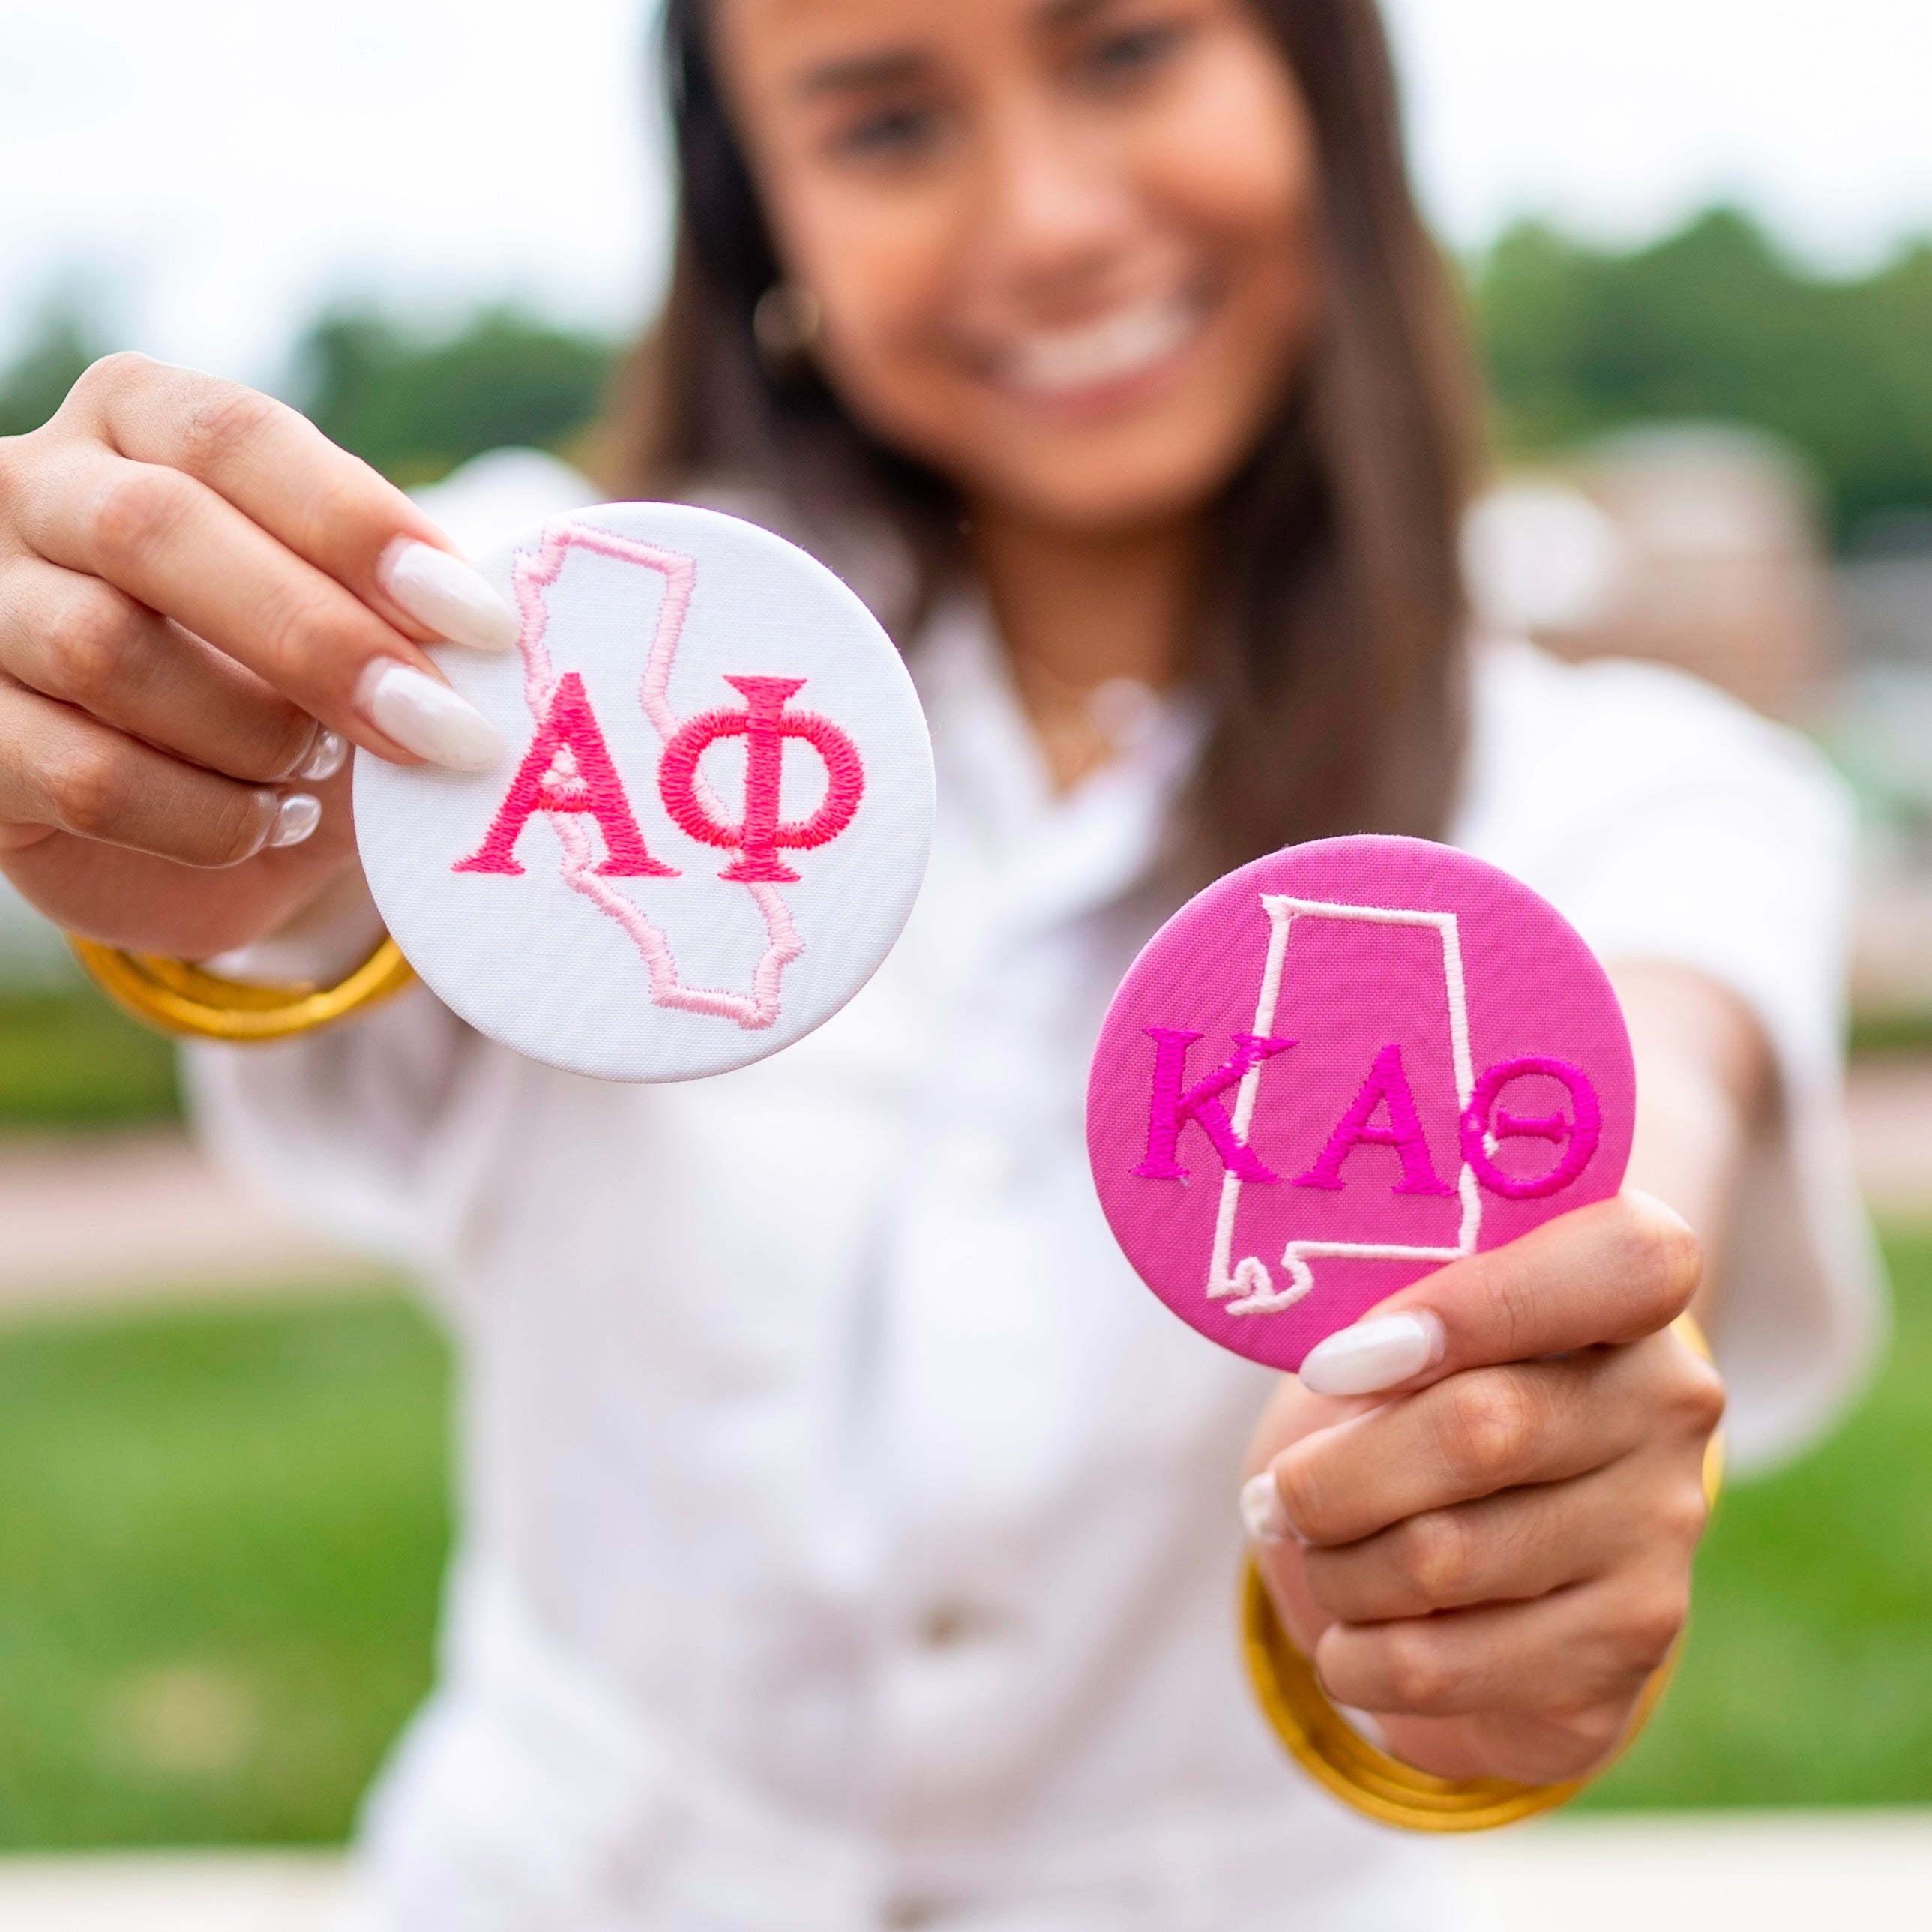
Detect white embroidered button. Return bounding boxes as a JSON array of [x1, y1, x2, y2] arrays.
[[355, 502, 936, 1082]]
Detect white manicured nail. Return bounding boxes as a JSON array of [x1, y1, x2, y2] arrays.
[[358, 660, 502, 771], [377, 537, 520, 651], [1299, 1312, 1448, 1397], [267, 792, 322, 849], [297, 729, 347, 782], [1240, 1471, 1301, 1547]]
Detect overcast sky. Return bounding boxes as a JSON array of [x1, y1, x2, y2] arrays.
[[7, 0, 1931, 386]]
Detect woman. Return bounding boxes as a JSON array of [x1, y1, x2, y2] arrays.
[[0, 0, 1878, 1925]]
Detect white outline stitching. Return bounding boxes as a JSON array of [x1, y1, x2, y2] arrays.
[[1209, 895, 1482, 1316]]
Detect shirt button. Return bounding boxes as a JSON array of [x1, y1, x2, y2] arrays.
[[915, 1599, 1002, 1649]]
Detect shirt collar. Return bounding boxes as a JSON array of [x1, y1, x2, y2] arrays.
[[909, 594, 1204, 933]]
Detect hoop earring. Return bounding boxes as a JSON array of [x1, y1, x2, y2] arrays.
[[753, 283, 823, 378]]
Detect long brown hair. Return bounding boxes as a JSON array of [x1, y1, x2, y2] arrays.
[[601, 0, 1476, 870]]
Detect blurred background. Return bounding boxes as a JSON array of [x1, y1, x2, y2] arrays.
[[4, 1, 1932, 1924]]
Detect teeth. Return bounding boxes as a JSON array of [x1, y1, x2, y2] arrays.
[[1003, 298, 1198, 396]]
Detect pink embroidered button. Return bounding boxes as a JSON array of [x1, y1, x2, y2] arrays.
[[355, 503, 935, 1082], [1086, 836, 1634, 1372]]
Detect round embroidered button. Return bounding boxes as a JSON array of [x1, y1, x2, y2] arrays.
[[355, 502, 936, 1082], [1086, 836, 1634, 1372]]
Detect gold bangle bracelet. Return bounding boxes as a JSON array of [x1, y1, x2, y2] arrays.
[[1243, 1310, 1722, 1832], [67, 933, 416, 1042]]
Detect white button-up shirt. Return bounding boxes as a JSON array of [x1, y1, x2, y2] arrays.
[[189, 456, 1880, 1932]]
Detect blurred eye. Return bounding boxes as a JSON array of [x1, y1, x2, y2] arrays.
[[828, 100, 945, 165], [1077, 20, 1191, 91]]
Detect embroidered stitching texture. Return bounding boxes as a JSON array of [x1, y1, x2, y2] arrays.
[[1460, 1056, 1601, 1200], [454, 672, 677, 879], [657, 675, 865, 883], [1134, 1029, 1296, 1183], [466, 521, 813, 1031], [1209, 896, 1484, 1318], [1289, 1041, 1458, 1198]]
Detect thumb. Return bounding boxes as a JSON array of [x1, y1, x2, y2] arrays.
[[1292, 1191, 1701, 1402]]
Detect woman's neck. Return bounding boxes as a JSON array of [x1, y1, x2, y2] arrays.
[[969, 502, 1198, 792]]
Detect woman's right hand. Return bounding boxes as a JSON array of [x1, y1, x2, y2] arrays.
[[0, 352, 517, 960]]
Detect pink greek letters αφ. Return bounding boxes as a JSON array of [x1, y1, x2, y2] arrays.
[[455, 672, 678, 879], [657, 676, 865, 884], [453, 520, 869, 1033]]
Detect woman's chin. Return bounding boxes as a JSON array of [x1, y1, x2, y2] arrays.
[[945, 364, 1270, 535], [961, 432, 1251, 538]]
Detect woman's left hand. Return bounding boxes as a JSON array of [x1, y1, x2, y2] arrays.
[[1242, 1191, 1724, 1786]]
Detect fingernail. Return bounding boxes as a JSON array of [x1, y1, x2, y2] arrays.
[[358, 660, 503, 771], [297, 728, 347, 782], [377, 537, 520, 652], [1299, 1312, 1448, 1398], [1240, 1471, 1301, 1547], [266, 792, 322, 849]]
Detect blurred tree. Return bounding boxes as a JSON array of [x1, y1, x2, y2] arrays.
[[292, 306, 618, 487], [0, 298, 102, 437], [1472, 208, 1932, 544], [10, 216, 1931, 545]]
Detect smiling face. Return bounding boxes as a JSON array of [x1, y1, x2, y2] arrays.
[[712, 0, 1325, 536]]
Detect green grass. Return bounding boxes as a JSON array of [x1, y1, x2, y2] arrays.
[[0, 985, 179, 1129], [0, 978, 1919, 1134], [0, 1289, 448, 1848], [1850, 1010, 1932, 1057], [1, 1237, 1931, 1849], [1589, 1223, 1932, 1807]]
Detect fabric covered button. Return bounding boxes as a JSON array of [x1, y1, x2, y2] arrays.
[[356, 503, 936, 1082], [1086, 835, 1635, 1372]]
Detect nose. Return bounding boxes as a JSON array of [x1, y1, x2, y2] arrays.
[[974, 96, 1140, 303]]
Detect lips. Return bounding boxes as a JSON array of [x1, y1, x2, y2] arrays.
[[995, 293, 1204, 399]]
